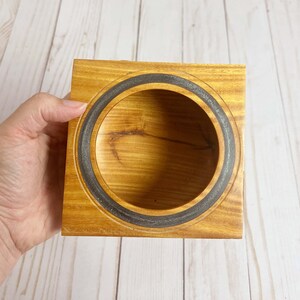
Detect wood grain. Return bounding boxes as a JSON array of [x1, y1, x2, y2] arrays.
[[96, 89, 219, 211], [0, 0, 61, 122], [0, 0, 20, 62], [225, 0, 300, 298], [62, 59, 245, 238], [266, 0, 300, 195]]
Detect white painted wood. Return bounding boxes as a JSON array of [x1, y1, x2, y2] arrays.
[[183, 0, 229, 64], [116, 1, 184, 300], [136, 0, 182, 63], [41, 0, 103, 99], [0, 0, 21, 61], [185, 240, 250, 300], [94, 0, 140, 61], [265, 0, 300, 195], [183, 1, 250, 299], [58, 237, 120, 300], [0, 236, 63, 300], [225, 0, 300, 299], [118, 238, 183, 300], [0, 0, 61, 122]]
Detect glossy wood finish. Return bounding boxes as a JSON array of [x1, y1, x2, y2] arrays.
[[62, 59, 245, 238], [97, 89, 219, 211]]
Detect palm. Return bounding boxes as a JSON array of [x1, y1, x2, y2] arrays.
[[0, 94, 85, 283], [0, 122, 68, 252]]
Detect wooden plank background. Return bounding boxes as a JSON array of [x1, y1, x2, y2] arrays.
[[0, 0, 299, 299]]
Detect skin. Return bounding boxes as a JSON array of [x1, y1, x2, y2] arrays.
[[0, 93, 86, 284]]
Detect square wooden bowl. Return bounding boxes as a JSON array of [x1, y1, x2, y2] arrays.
[[62, 60, 245, 238]]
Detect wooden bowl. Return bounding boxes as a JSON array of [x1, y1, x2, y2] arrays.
[[63, 60, 245, 238]]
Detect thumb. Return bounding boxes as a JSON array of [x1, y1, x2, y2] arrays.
[[3, 93, 87, 137]]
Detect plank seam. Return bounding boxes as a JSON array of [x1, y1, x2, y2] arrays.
[[115, 238, 123, 300], [182, 238, 185, 300], [222, 0, 231, 60], [223, 2, 252, 299], [250, 131, 276, 298], [135, 0, 142, 61], [181, 0, 184, 63], [244, 212, 253, 300], [53, 237, 65, 300], [38, 0, 63, 93], [93, 0, 104, 57]]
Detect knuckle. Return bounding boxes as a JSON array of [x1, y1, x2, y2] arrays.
[[32, 92, 48, 103], [28, 93, 55, 110]]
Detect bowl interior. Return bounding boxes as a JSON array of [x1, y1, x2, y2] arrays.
[[95, 89, 219, 210]]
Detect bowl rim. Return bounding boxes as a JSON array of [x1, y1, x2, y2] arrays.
[[76, 72, 236, 228]]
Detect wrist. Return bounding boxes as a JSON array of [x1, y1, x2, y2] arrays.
[[0, 218, 21, 284]]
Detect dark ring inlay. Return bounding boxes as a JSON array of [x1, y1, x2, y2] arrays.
[[78, 73, 235, 228]]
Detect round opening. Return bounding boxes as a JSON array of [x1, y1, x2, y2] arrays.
[[95, 89, 219, 210]]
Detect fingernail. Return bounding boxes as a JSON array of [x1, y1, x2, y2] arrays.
[[63, 99, 87, 109]]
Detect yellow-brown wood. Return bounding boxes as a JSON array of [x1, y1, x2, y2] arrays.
[[62, 59, 245, 238]]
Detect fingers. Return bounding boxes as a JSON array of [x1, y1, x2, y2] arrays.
[[2, 93, 87, 138]]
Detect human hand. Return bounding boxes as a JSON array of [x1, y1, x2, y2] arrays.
[[0, 93, 86, 283]]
